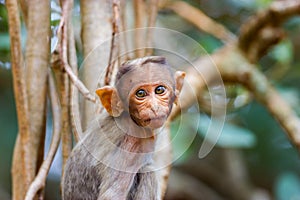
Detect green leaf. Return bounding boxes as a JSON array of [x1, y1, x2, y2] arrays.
[[0, 33, 10, 50], [255, 0, 273, 8], [275, 172, 300, 200], [198, 115, 256, 148], [271, 40, 293, 64]]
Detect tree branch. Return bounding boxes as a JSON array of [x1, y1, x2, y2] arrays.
[[18, 0, 28, 26], [168, 1, 236, 44], [24, 70, 62, 200], [59, 0, 76, 176], [119, 0, 130, 60], [56, 17, 96, 103], [170, 0, 300, 152], [105, 0, 121, 86], [6, 0, 30, 198], [238, 0, 300, 62], [68, 7, 81, 142], [133, 0, 147, 57], [80, 0, 112, 130], [24, 1, 50, 197], [145, 0, 159, 56], [219, 48, 300, 149]]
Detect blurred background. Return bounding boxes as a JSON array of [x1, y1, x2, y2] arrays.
[[1, 0, 300, 199]]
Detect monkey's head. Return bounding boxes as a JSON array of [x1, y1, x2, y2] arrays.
[[96, 56, 185, 130]]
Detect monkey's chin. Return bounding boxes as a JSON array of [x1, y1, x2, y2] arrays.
[[142, 116, 167, 130]]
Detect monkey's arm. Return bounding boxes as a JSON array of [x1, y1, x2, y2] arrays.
[[97, 168, 136, 200], [132, 166, 160, 200], [96, 135, 145, 200]]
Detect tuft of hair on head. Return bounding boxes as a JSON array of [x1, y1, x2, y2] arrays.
[[116, 56, 167, 81], [140, 56, 166, 65]]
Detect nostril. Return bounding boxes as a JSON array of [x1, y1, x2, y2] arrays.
[[150, 106, 155, 113], [151, 104, 160, 116]]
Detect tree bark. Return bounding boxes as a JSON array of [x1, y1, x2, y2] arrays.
[[80, 0, 112, 132], [11, 1, 51, 199]]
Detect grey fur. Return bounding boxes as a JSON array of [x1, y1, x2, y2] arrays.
[[62, 113, 161, 200], [62, 57, 184, 200]]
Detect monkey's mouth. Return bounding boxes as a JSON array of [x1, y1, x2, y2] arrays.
[[144, 115, 166, 123], [141, 115, 167, 129]]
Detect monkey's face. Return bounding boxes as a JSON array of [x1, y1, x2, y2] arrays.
[[96, 57, 185, 130], [128, 82, 174, 129]]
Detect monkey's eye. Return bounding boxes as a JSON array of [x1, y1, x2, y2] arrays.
[[136, 89, 147, 98], [155, 86, 166, 94]]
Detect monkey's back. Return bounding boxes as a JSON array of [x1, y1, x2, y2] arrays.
[[62, 145, 101, 200], [62, 115, 117, 200]]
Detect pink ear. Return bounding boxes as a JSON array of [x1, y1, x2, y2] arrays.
[[95, 86, 124, 117], [174, 71, 185, 105]]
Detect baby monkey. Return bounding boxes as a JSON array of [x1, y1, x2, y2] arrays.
[[62, 56, 185, 200]]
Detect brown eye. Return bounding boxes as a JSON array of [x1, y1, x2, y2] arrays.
[[136, 89, 147, 98], [155, 86, 166, 94]]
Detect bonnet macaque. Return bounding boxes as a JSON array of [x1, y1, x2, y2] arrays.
[[62, 56, 185, 200]]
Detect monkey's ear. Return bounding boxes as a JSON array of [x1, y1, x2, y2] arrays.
[[95, 86, 124, 117], [174, 71, 186, 105]]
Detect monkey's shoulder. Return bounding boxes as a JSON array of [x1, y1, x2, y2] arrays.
[[68, 115, 124, 161], [86, 114, 122, 134]]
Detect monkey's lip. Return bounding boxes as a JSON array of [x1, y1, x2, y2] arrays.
[[144, 115, 167, 123]]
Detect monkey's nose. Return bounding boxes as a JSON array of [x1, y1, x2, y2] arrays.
[[150, 102, 160, 116]]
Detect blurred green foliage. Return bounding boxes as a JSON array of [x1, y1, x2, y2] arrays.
[[275, 172, 300, 200], [1, 0, 300, 199], [164, 0, 300, 198]]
